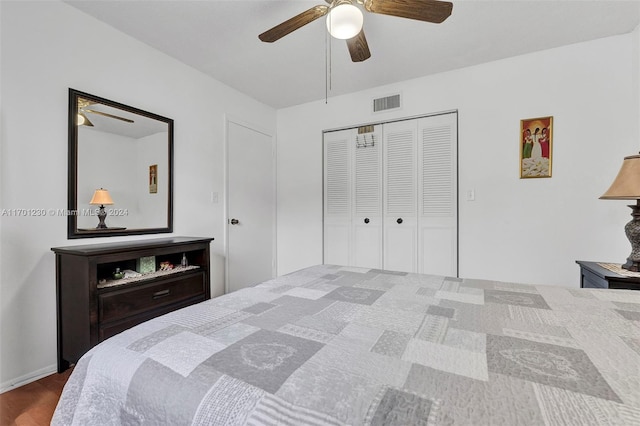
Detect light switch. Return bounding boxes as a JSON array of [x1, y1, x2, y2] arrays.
[[466, 189, 475, 201], [211, 192, 219, 204]]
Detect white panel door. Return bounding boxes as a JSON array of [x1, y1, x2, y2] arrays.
[[418, 113, 458, 276], [227, 120, 275, 293], [324, 129, 353, 266], [383, 120, 418, 273], [352, 126, 383, 268]]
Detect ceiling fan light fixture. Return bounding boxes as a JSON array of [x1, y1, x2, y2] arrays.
[[77, 112, 94, 127], [326, 3, 363, 40]]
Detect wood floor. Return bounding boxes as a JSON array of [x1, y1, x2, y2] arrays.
[[0, 369, 72, 426]]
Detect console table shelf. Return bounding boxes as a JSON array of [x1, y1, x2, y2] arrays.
[[52, 236, 214, 372], [97, 265, 201, 289]]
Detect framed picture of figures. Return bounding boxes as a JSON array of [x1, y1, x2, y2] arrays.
[[149, 164, 158, 193], [520, 116, 553, 178]]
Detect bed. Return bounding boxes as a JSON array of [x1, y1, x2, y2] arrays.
[[53, 264, 640, 425]]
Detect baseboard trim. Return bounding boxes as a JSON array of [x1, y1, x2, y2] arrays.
[[0, 364, 57, 394]]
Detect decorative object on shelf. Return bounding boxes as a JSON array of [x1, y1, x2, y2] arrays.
[[137, 256, 156, 274], [112, 268, 124, 280], [181, 253, 188, 268], [123, 269, 142, 279], [520, 116, 553, 179], [89, 188, 114, 229], [159, 261, 174, 271], [600, 153, 640, 271], [149, 164, 158, 194]]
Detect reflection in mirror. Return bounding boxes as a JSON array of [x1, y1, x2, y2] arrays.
[[68, 89, 173, 238]]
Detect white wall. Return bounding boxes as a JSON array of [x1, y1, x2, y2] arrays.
[[76, 129, 171, 230], [277, 34, 639, 287], [135, 132, 171, 230], [77, 129, 138, 229], [0, 1, 275, 390]]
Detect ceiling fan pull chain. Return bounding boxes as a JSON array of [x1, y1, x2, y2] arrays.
[[325, 16, 333, 104], [325, 24, 328, 104], [329, 14, 333, 93]]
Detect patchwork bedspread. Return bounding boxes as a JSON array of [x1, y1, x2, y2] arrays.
[[53, 265, 640, 425]]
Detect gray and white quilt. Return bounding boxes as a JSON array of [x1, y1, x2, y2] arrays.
[[53, 265, 640, 425]]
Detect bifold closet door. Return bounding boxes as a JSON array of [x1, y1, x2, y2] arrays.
[[323, 126, 383, 269], [323, 113, 457, 275], [418, 113, 457, 276], [323, 129, 352, 266], [383, 120, 418, 273], [351, 126, 383, 269]]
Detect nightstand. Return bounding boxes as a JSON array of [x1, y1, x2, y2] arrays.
[[576, 261, 640, 290]]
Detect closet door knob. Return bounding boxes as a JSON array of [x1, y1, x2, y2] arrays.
[[397, 218, 403, 224], [364, 218, 370, 224], [230, 218, 239, 225]]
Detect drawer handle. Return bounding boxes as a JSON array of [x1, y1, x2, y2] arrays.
[[152, 289, 171, 299]]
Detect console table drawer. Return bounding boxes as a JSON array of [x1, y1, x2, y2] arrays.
[[99, 296, 205, 341], [99, 272, 205, 323]]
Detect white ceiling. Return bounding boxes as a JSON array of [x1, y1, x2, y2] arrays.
[[64, 0, 640, 109]]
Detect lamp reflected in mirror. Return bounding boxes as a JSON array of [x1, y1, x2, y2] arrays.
[[89, 188, 113, 229]]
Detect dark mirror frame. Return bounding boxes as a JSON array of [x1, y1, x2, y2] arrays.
[[68, 88, 173, 239]]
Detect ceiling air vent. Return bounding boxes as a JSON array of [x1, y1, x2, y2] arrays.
[[373, 94, 401, 113]]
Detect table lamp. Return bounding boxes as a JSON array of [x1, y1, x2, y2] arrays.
[[89, 188, 114, 229], [600, 154, 640, 271]]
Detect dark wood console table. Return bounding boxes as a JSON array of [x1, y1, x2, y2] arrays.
[[576, 260, 640, 290], [52, 236, 214, 372]]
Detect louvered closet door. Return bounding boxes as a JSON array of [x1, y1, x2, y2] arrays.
[[324, 129, 353, 266], [383, 120, 418, 273], [352, 126, 383, 268], [418, 113, 457, 276]]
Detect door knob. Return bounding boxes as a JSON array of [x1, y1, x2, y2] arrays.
[[230, 218, 239, 225], [397, 218, 403, 224], [364, 218, 370, 224]]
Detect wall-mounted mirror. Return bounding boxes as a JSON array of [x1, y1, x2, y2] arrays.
[[68, 88, 173, 238]]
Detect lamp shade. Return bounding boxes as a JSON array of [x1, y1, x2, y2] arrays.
[[326, 3, 363, 39], [600, 154, 640, 200], [89, 188, 114, 205]]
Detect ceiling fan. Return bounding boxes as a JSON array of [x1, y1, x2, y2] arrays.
[[258, 0, 453, 62], [77, 98, 134, 127]]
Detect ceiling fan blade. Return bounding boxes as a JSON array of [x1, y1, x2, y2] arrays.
[[365, 0, 452, 24], [84, 109, 134, 123], [346, 29, 371, 62], [259, 5, 329, 43]]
